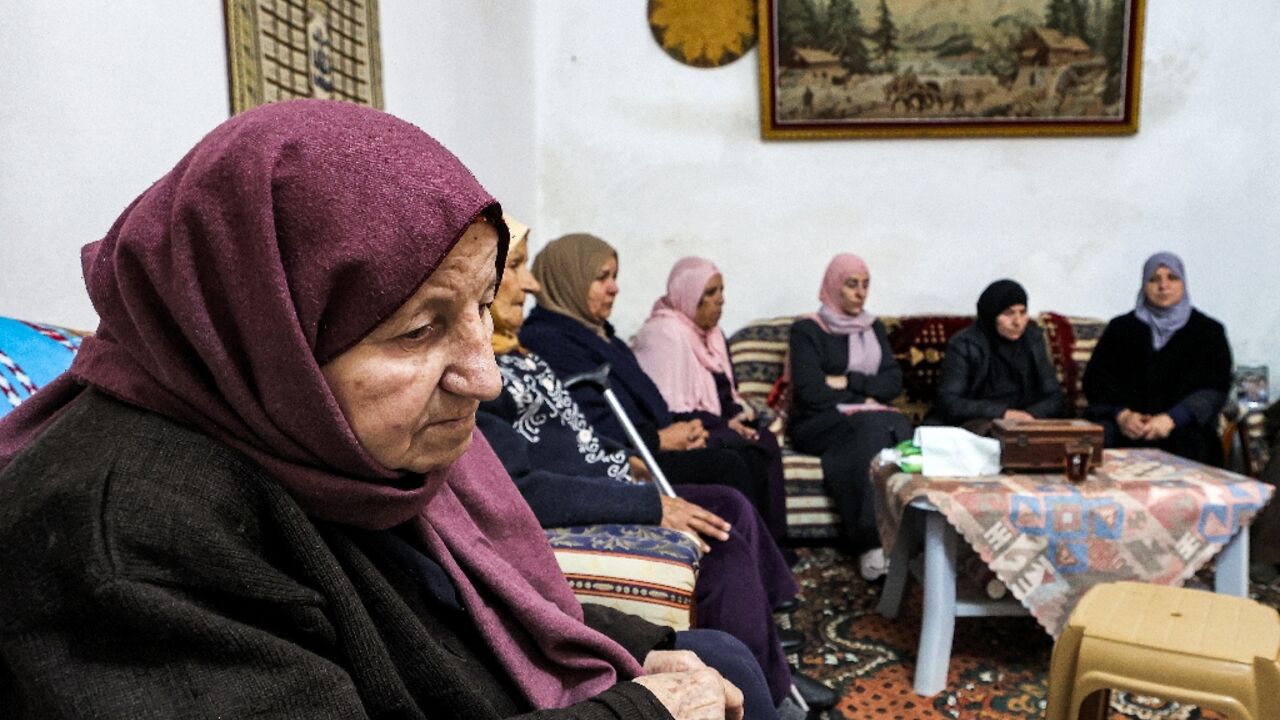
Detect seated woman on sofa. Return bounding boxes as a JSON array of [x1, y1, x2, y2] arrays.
[[519, 235, 785, 541], [0, 101, 741, 719], [631, 257, 786, 541], [928, 279, 1065, 434], [1083, 252, 1232, 466], [787, 254, 912, 581], [476, 220, 819, 717]]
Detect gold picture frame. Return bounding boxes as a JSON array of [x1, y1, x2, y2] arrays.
[[758, 0, 1145, 139], [223, 0, 384, 115]]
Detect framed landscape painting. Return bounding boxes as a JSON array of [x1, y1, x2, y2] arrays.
[[758, 0, 1146, 139]]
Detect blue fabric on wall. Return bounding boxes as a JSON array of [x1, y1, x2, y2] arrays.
[[0, 317, 83, 418]]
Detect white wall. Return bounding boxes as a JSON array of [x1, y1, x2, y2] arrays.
[[3, 3, 1277, 376], [381, 0, 536, 220], [0, 1, 229, 329], [0, 0, 535, 330], [531, 2, 1280, 376]]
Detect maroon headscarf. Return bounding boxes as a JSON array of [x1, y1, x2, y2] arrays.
[[0, 99, 641, 707]]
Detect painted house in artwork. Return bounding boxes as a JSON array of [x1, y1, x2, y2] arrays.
[[784, 47, 842, 81], [1016, 28, 1094, 68]]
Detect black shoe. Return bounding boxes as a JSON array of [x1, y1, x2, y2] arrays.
[[791, 672, 837, 710], [778, 627, 804, 653], [774, 596, 801, 613]]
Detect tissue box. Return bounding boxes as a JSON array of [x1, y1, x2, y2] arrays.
[[992, 418, 1104, 472]]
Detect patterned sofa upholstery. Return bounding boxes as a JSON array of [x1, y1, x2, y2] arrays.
[[546, 525, 700, 630], [727, 313, 1107, 540], [0, 317, 86, 415], [0, 315, 702, 630]]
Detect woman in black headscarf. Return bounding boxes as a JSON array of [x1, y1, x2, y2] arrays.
[[930, 279, 1065, 434], [1083, 252, 1232, 465]]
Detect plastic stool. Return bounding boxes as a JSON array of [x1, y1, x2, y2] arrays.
[[1046, 581, 1280, 719]]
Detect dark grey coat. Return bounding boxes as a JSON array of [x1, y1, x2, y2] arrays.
[[0, 391, 671, 719]]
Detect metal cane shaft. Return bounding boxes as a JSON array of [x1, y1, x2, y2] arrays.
[[601, 388, 677, 498]]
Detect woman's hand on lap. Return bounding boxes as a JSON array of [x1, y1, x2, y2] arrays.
[[634, 668, 744, 720], [660, 496, 731, 551]]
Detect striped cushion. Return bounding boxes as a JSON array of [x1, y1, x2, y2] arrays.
[[546, 525, 702, 630], [0, 317, 86, 417], [728, 313, 1104, 541]]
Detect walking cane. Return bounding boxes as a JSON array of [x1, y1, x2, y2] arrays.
[[565, 363, 813, 712], [562, 363, 677, 498]]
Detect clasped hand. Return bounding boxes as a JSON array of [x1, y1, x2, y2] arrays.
[[1117, 408, 1175, 441], [659, 419, 709, 451]]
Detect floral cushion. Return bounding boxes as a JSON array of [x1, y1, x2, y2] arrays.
[[0, 317, 86, 418], [545, 524, 702, 630]]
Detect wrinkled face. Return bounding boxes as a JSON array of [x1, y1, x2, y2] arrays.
[[1144, 264, 1185, 309], [586, 255, 620, 323], [995, 303, 1029, 341], [840, 273, 870, 316], [491, 239, 540, 333], [693, 273, 724, 331], [322, 221, 502, 473]]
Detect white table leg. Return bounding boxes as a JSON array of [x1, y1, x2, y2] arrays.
[[914, 510, 957, 696], [1214, 528, 1249, 597], [878, 509, 919, 619]]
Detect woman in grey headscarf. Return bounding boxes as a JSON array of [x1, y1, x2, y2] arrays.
[[1083, 252, 1233, 465]]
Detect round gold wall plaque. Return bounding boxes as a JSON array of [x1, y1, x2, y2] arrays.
[[648, 0, 757, 68]]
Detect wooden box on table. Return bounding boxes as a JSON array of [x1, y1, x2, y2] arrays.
[[992, 418, 1104, 475]]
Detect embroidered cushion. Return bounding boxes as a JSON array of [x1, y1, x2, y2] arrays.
[[0, 317, 86, 418], [545, 524, 702, 630]]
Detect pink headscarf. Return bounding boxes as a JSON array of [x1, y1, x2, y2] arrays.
[[0, 100, 639, 708], [633, 257, 742, 415], [816, 253, 881, 376]]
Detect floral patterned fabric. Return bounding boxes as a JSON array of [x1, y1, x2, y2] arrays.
[[496, 353, 632, 480], [874, 448, 1273, 637]]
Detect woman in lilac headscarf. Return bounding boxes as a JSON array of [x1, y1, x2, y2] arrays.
[[1083, 251, 1232, 465], [787, 254, 912, 581], [0, 101, 740, 719]]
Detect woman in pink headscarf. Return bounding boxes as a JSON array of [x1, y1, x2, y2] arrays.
[[632, 257, 786, 543], [0, 101, 739, 719], [787, 254, 912, 581]]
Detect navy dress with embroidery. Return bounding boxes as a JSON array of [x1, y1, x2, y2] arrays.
[[479, 350, 800, 705]]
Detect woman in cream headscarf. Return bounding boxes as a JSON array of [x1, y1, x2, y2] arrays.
[[479, 221, 822, 716]]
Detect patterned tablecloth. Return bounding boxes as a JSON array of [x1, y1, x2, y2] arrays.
[[874, 448, 1274, 637]]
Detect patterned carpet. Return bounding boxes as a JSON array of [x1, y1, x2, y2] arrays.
[[780, 546, 1280, 719]]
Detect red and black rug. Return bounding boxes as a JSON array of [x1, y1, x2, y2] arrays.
[[782, 546, 1278, 719]]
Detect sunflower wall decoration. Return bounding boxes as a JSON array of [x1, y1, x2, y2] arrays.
[[648, 0, 757, 68]]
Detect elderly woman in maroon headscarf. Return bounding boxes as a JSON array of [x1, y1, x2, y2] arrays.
[[632, 257, 786, 542], [787, 254, 912, 581], [0, 101, 742, 719]]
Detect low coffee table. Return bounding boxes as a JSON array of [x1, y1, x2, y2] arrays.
[[873, 448, 1273, 696]]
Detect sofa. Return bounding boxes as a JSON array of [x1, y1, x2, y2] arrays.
[[727, 312, 1108, 541], [0, 315, 702, 631]]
